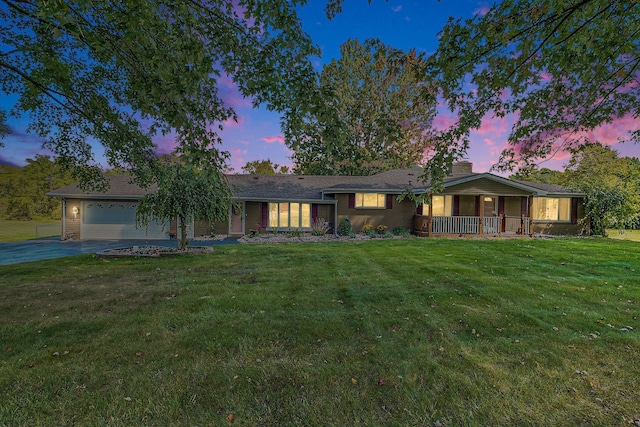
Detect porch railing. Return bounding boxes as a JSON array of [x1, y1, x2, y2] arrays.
[[432, 216, 479, 234], [416, 215, 531, 235]]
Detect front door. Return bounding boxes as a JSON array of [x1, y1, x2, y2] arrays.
[[230, 202, 244, 234]]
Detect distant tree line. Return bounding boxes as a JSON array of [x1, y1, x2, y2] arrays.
[[0, 155, 75, 220]]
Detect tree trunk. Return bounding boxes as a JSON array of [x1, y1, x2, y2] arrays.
[[179, 216, 188, 250], [599, 214, 608, 238]]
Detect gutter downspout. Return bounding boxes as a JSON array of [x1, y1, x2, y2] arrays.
[[334, 201, 338, 236], [62, 198, 66, 240]]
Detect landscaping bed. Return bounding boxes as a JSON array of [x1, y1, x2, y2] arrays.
[[96, 245, 212, 258]]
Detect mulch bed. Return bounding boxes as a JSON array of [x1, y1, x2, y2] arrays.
[[96, 245, 212, 258]]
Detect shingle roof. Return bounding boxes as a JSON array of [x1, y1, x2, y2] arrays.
[[512, 180, 582, 195], [47, 169, 582, 200], [47, 175, 157, 199]]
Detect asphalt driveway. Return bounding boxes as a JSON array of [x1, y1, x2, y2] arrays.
[[0, 237, 239, 266]]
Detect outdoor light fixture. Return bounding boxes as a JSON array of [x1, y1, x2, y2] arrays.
[[72, 206, 79, 219]]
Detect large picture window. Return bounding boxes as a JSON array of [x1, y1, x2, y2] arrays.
[[532, 197, 570, 221], [355, 193, 386, 208], [429, 195, 453, 216], [268, 202, 311, 229]]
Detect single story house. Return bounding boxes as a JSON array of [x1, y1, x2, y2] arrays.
[[47, 161, 587, 240]]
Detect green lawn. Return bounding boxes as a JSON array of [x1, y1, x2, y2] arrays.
[[609, 229, 640, 242], [0, 238, 638, 426], [0, 219, 60, 242]]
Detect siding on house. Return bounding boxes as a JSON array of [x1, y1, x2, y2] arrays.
[[335, 193, 415, 232]]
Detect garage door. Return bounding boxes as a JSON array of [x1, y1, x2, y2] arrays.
[[81, 201, 168, 239]]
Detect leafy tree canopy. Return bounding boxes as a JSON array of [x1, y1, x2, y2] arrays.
[[241, 159, 290, 175], [0, 155, 75, 220], [509, 167, 565, 186], [136, 154, 232, 250], [0, 0, 318, 189], [563, 142, 639, 236], [426, 0, 640, 187], [285, 38, 436, 176]]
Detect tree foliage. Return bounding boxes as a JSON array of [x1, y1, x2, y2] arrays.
[[0, 0, 318, 188], [509, 167, 565, 186], [241, 159, 290, 175], [562, 142, 640, 236], [427, 0, 640, 186], [0, 155, 75, 220], [136, 155, 232, 250], [285, 38, 436, 176]]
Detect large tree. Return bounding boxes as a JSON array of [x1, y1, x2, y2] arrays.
[[0, 0, 318, 189], [285, 38, 436, 176], [562, 142, 640, 236], [0, 155, 74, 220], [426, 0, 639, 187]]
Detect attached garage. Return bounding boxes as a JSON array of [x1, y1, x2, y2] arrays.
[[46, 176, 179, 240], [81, 200, 168, 240]]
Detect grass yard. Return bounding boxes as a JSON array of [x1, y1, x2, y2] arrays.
[[609, 229, 640, 242], [0, 238, 638, 426], [0, 220, 60, 242]]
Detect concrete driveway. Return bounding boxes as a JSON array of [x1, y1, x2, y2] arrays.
[[0, 237, 238, 266]]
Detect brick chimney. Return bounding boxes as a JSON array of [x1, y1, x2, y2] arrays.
[[450, 161, 473, 176]]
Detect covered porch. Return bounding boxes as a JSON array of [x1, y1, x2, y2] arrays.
[[413, 214, 531, 236], [411, 171, 541, 237]]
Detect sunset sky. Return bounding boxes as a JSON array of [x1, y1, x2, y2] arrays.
[[1, 0, 638, 173]]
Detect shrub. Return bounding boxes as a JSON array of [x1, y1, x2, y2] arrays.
[[287, 228, 303, 238], [338, 218, 352, 236], [366, 230, 377, 238], [311, 217, 330, 236], [375, 224, 388, 234], [392, 226, 411, 237], [361, 223, 374, 234], [383, 231, 394, 238]]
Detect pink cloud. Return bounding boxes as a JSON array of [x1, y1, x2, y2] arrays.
[[238, 140, 250, 146], [231, 147, 248, 155], [432, 114, 458, 131], [577, 114, 639, 145], [474, 116, 509, 135], [223, 115, 244, 128], [217, 73, 253, 110], [262, 135, 285, 144]]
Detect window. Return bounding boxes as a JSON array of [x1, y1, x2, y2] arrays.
[[268, 202, 311, 229], [355, 193, 386, 208], [532, 197, 570, 221], [429, 195, 453, 216]]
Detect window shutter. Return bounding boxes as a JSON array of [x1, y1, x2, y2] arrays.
[[386, 194, 393, 210], [311, 204, 318, 221], [474, 196, 480, 217], [453, 195, 460, 216], [498, 196, 505, 216], [416, 204, 423, 215], [521, 197, 528, 216], [348, 194, 355, 209], [571, 197, 579, 224], [261, 203, 268, 227]]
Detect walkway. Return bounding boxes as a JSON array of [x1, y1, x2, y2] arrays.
[[0, 237, 238, 266]]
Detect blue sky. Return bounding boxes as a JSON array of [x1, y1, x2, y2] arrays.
[[1, 0, 638, 172]]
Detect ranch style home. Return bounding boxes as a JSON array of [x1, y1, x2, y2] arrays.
[[47, 161, 587, 240]]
